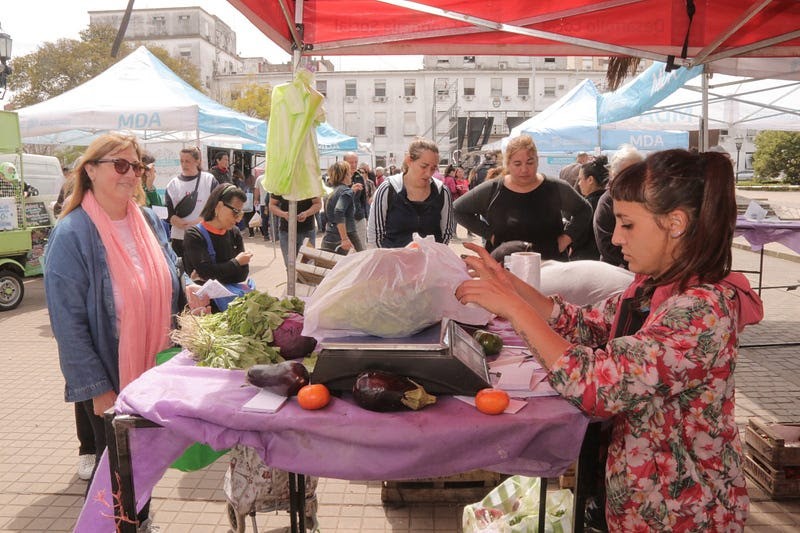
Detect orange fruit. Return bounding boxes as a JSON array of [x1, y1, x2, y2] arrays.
[[297, 384, 331, 410], [475, 388, 510, 415]]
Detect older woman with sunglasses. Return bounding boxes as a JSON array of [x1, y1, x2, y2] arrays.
[[182, 184, 252, 308], [44, 133, 180, 531]]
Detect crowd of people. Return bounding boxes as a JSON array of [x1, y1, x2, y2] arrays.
[[44, 132, 763, 532]]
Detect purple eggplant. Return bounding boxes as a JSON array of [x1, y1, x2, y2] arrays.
[[246, 361, 310, 396], [352, 370, 436, 412]]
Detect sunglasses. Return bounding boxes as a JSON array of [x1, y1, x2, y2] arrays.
[[223, 202, 243, 217], [94, 158, 146, 177]]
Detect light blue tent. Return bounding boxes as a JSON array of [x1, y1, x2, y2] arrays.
[[509, 79, 689, 153]]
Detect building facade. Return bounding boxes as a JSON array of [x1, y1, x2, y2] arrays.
[[88, 6, 242, 92]]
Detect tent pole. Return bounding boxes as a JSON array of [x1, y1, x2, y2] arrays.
[[285, 0, 305, 298], [701, 68, 710, 151]]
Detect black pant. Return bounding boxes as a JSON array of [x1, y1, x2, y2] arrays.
[[77, 400, 150, 523], [75, 402, 95, 455]]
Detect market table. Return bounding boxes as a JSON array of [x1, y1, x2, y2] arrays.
[[75, 349, 591, 532], [735, 217, 800, 293]]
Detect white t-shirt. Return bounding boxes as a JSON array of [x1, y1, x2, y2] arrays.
[[165, 171, 216, 240]]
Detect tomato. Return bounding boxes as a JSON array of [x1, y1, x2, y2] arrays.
[[297, 384, 331, 410], [475, 388, 510, 415]]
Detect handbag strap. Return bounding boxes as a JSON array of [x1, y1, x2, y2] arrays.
[[195, 223, 217, 263]]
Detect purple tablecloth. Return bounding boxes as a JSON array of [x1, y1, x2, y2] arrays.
[[736, 217, 800, 254], [76, 350, 588, 531]]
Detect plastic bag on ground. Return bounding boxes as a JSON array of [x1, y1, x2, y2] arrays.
[[302, 235, 492, 339], [462, 475, 574, 533]]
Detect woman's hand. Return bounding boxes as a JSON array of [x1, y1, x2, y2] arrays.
[[297, 210, 309, 222], [185, 283, 211, 315], [92, 390, 117, 417], [235, 251, 253, 265], [455, 242, 528, 319], [557, 234, 573, 254]]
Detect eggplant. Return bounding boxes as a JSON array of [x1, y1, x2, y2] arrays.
[[352, 370, 437, 412], [246, 361, 310, 396]]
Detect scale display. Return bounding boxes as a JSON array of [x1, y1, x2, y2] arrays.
[[313, 319, 491, 395]]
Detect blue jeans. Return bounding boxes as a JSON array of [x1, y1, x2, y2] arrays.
[[279, 228, 316, 267]]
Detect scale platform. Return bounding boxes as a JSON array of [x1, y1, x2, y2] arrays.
[[312, 319, 491, 395]]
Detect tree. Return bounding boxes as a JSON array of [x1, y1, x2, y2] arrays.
[[7, 24, 202, 109], [752, 131, 800, 185], [230, 83, 273, 121]]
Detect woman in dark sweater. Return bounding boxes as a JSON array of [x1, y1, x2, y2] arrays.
[[183, 184, 252, 289], [453, 135, 592, 261], [573, 156, 610, 260]]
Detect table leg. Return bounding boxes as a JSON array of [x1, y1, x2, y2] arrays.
[[104, 410, 138, 533], [572, 421, 602, 533], [288, 472, 306, 532], [538, 476, 548, 532]]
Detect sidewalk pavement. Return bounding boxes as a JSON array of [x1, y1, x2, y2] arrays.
[[1, 227, 799, 532]]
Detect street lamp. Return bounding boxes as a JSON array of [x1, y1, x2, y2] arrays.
[[0, 21, 12, 99], [734, 135, 744, 183]]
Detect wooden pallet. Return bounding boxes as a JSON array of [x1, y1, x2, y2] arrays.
[[559, 463, 576, 489], [744, 452, 800, 499], [381, 470, 506, 504]]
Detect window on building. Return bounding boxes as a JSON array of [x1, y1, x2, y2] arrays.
[[463, 78, 476, 96], [374, 80, 386, 97], [437, 58, 450, 67], [544, 57, 556, 63], [544, 78, 556, 97], [435, 78, 449, 96], [345, 80, 357, 97], [404, 79, 416, 97], [178, 15, 190, 22], [316, 80, 327, 97], [582, 58, 593, 70], [375, 155, 387, 168], [179, 48, 192, 59], [490, 78, 502, 97], [152, 16, 166, 33], [344, 112, 359, 137], [517, 78, 530, 96], [375, 113, 387, 136], [403, 112, 418, 136], [464, 56, 476, 64]]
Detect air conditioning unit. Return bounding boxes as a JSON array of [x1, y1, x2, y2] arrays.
[[558, 84, 565, 90], [437, 94, 448, 101], [372, 96, 386, 103], [405, 96, 415, 103], [345, 96, 356, 103], [520, 95, 529, 101], [503, 96, 511, 102], [498, 62, 508, 70], [463, 95, 474, 101]]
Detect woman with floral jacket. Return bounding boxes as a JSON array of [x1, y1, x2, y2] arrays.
[[457, 149, 764, 531]]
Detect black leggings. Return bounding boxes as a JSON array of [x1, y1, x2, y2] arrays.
[[76, 400, 151, 523]]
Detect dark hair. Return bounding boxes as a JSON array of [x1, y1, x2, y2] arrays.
[[610, 149, 735, 289], [402, 138, 439, 174], [200, 183, 247, 221], [581, 155, 609, 186], [141, 152, 155, 166], [214, 151, 228, 163], [444, 164, 456, 177], [180, 146, 201, 160]]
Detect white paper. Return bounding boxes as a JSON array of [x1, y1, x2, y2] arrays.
[[744, 200, 768, 221], [454, 395, 528, 414], [151, 205, 168, 219], [496, 360, 538, 390], [242, 389, 288, 413], [195, 279, 236, 298]]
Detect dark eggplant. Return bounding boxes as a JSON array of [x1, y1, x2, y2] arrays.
[[352, 370, 437, 412], [246, 361, 310, 396]]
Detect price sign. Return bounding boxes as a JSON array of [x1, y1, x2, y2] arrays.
[[24, 201, 52, 227]]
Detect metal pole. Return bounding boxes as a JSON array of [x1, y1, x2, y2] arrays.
[[701, 69, 709, 151]]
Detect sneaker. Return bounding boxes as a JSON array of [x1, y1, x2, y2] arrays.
[[77, 454, 95, 481], [137, 518, 161, 532]]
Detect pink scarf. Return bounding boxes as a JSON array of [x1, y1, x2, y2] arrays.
[[81, 191, 173, 390]]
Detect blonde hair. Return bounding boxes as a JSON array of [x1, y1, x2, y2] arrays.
[[610, 144, 644, 178], [402, 137, 439, 174], [504, 135, 538, 167], [61, 133, 143, 217], [328, 161, 351, 186]]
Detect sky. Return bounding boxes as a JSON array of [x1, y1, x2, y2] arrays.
[[1, 0, 422, 71]]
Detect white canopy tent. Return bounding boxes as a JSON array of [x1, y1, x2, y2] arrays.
[[17, 47, 267, 147]]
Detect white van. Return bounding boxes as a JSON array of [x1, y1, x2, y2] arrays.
[[0, 153, 64, 197]]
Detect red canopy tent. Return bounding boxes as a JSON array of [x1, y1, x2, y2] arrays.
[[229, 0, 800, 67]]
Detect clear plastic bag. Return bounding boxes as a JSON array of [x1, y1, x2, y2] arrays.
[[302, 235, 492, 339], [462, 475, 574, 533]]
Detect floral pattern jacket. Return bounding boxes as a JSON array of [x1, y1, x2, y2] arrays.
[[546, 273, 763, 532]]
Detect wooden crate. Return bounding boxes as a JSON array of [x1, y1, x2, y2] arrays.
[[745, 418, 800, 467], [559, 463, 576, 489], [293, 238, 343, 289], [744, 452, 800, 499], [381, 470, 506, 504]]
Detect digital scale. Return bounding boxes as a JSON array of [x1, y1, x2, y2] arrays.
[[312, 319, 491, 395]]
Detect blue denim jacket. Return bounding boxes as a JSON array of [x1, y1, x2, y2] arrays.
[[44, 207, 180, 402]]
